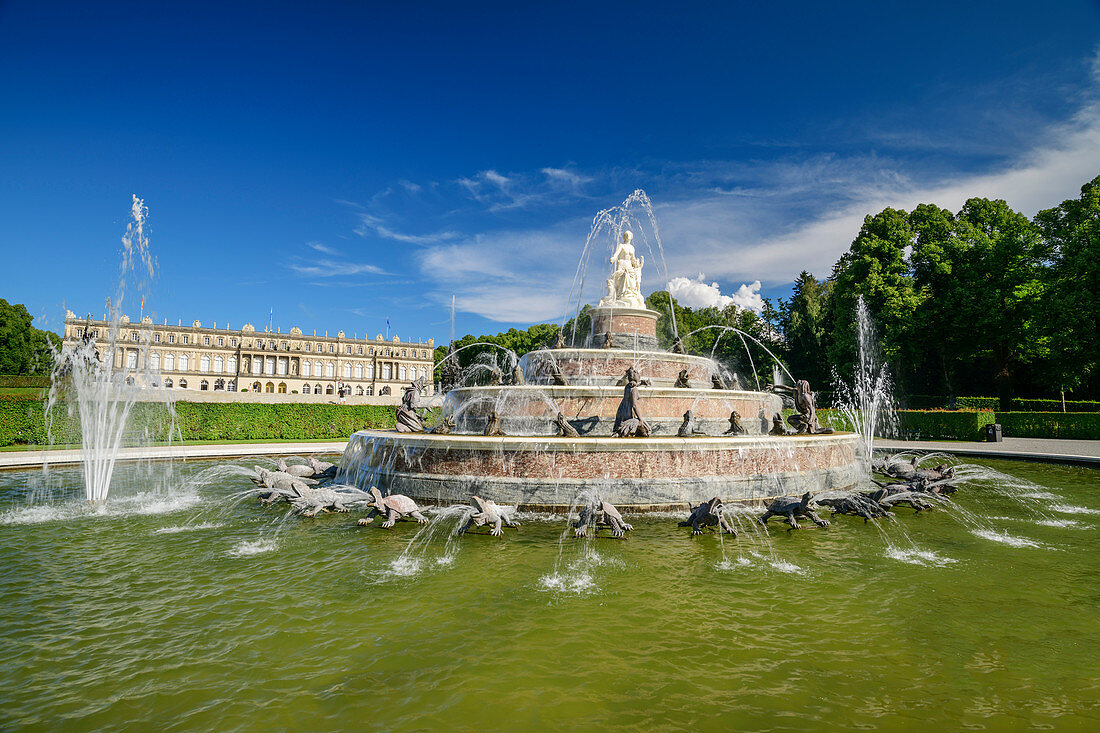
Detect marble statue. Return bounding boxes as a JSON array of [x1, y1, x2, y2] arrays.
[[598, 230, 646, 309]]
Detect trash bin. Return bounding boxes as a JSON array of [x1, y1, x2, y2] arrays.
[[985, 423, 1003, 442]]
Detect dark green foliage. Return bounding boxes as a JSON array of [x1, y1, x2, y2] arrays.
[[0, 396, 397, 447], [433, 322, 560, 381], [997, 412, 1100, 440], [895, 410, 997, 441], [777, 272, 833, 388], [1010, 399, 1100, 413], [0, 299, 60, 375]]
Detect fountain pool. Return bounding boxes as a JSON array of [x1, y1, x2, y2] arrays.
[[0, 457, 1097, 730]]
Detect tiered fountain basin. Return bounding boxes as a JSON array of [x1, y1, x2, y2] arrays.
[[446, 384, 782, 436], [342, 430, 862, 511], [520, 347, 730, 387]]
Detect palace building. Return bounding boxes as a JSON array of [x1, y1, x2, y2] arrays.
[[63, 311, 434, 399]]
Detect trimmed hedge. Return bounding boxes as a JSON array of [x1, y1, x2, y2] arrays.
[[0, 396, 398, 447], [0, 375, 50, 388], [1010, 399, 1100, 413], [895, 409, 996, 441], [997, 412, 1100, 440]]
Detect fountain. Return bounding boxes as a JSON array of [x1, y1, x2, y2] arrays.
[[341, 194, 862, 510]]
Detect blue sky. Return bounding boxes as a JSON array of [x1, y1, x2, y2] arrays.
[[2, 1, 1099, 342]]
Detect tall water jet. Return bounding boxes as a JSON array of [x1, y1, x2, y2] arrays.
[[831, 296, 897, 471], [44, 196, 176, 503]]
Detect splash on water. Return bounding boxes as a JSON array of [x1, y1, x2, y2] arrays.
[[155, 522, 226, 534], [0, 489, 203, 525], [228, 538, 278, 557], [886, 547, 958, 567], [972, 529, 1042, 548], [538, 571, 596, 594]]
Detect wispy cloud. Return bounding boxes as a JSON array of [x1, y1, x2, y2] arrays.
[[353, 213, 461, 245], [289, 259, 387, 277], [307, 241, 342, 255]]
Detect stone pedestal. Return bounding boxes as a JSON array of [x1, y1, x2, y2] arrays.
[[588, 306, 661, 350]]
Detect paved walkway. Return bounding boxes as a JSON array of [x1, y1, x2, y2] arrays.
[[0, 442, 349, 470], [876, 438, 1100, 466]]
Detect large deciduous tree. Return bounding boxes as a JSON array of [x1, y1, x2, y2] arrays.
[[777, 271, 833, 388]]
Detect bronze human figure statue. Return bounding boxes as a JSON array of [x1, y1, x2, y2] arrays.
[[768, 414, 790, 436], [552, 329, 567, 349], [602, 331, 614, 349], [510, 364, 525, 385], [711, 373, 727, 390], [440, 341, 460, 393], [771, 380, 833, 434], [554, 411, 580, 437], [483, 410, 505, 436], [613, 367, 650, 437], [670, 336, 686, 354], [674, 369, 690, 388], [395, 376, 428, 433], [429, 415, 455, 434]]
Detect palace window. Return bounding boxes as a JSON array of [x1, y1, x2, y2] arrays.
[[382, 364, 392, 380], [164, 353, 175, 370], [265, 382, 274, 393], [305, 343, 311, 352], [357, 346, 363, 355], [343, 363, 352, 379], [214, 356, 223, 373], [228, 356, 237, 372], [269, 341, 276, 349], [127, 350, 137, 368], [356, 386, 364, 395], [355, 364, 363, 379], [154, 333, 161, 343], [278, 382, 287, 394], [150, 352, 160, 369], [180, 354, 189, 371], [217, 337, 224, 347], [400, 366, 407, 380], [227, 380, 236, 392], [200, 380, 209, 391], [314, 361, 322, 376], [203, 336, 210, 346], [182, 335, 189, 345], [214, 378, 225, 391], [130, 332, 138, 341], [277, 357, 288, 376], [200, 356, 210, 372], [328, 344, 335, 353], [302, 383, 311, 394], [252, 381, 261, 392], [164, 378, 173, 388], [325, 362, 335, 378], [346, 345, 352, 354], [326, 385, 334, 395], [302, 361, 311, 377], [168, 334, 176, 344], [314, 385, 323, 395], [368, 347, 374, 355], [366, 364, 375, 379], [402, 349, 407, 357], [281, 342, 288, 350], [179, 379, 188, 389], [252, 358, 262, 375], [265, 356, 276, 375], [230, 338, 237, 347], [365, 385, 373, 396]]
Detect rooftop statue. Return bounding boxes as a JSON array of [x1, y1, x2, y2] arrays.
[[598, 230, 646, 309]]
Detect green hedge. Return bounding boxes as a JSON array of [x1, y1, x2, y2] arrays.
[[895, 409, 996, 440], [997, 412, 1100, 440], [0, 375, 50, 388], [0, 396, 398, 447], [1009, 399, 1100, 413]]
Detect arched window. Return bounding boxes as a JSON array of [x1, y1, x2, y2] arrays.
[[314, 361, 322, 377], [252, 358, 262, 375], [343, 363, 352, 379], [314, 385, 323, 394], [126, 350, 137, 368], [179, 355, 189, 371], [380, 386, 390, 395], [302, 361, 311, 377], [265, 382, 274, 393], [200, 355, 210, 373], [179, 379, 188, 389], [164, 378, 173, 388], [199, 379, 209, 390], [150, 352, 160, 369], [252, 381, 261, 392], [278, 382, 287, 394], [214, 356, 223, 373], [277, 357, 288, 376], [382, 364, 392, 380], [302, 383, 310, 394], [419, 367, 427, 380], [356, 386, 364, 395], [365, 385, 373, 396], [366, 363, 375, 379], [355, 363, 363, 379], [164, 353, 174, 370], [400, 366, 407, 380], [326, 385, 334, 394], [265, 357, 276, 375], [227, 380, 236, 392], [228, 356, 237, 373], [125, 376, 135, 385], [325, 362, 335, 378], [214, 378, 225, 390]]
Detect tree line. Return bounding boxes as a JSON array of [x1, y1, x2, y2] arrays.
[[437, 173, 1098, 403], [0, 299, 60, 376]]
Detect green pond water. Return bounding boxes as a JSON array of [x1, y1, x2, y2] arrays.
[[1, 455, 1098, 731]]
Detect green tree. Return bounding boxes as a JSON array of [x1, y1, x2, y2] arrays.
[[827, 208, 921, 382], [1035, 175, 1100, 393], [777, 271, 833, 388], [0, 299, 59, 375]]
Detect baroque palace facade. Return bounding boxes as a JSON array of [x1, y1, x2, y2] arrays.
[[63, 312, 434, 399]]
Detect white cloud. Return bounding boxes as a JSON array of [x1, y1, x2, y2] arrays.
[[668, 275, 765, 312], [307, 241, 341, 255], [353, 213, 460, 245], [289, 259, 387, 277]]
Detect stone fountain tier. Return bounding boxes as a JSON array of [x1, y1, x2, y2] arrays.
[[587, 305, 661, 350], [520, 348, 739, 388], [445, 385, 782, 436], [342, 430, 862, 511]]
